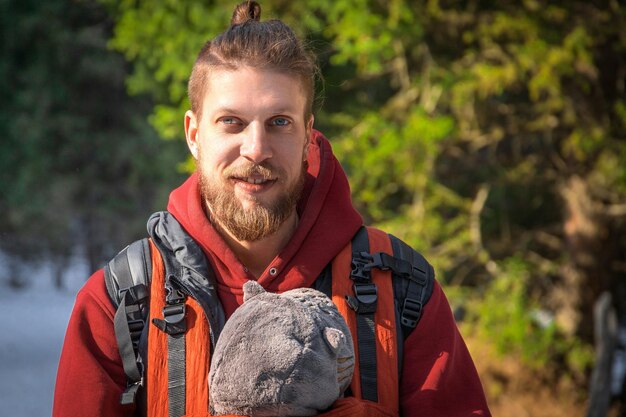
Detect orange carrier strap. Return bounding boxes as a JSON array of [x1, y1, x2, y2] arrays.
[[146, 240, 239, 417], [147, 227, 400, 417], [146, 240, 215, 417], [332, 227, 399, 415]]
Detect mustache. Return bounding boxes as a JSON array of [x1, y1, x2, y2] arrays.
[[223, 163, 281, 180]]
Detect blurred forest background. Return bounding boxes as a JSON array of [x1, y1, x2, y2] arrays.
[[1, 0, 625, 416]]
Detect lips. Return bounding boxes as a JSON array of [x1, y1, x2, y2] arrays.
[[240, 177, 271, 185], [226, 164, 281, 190], [231, 175, 277, 193]]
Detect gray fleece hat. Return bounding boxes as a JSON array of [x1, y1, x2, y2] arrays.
[[208, 281, 355, 416]]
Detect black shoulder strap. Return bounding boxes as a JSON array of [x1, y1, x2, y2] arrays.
[[386, 234, 434, 383], [387, 234, 435, 339], [314, 227, 435, 404], [104, 238, 152, 407], [348, 227, 379, 403]]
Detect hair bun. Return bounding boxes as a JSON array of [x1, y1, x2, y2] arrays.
[[231, 1, 261, 25]]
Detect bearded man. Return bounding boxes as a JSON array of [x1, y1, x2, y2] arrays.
[[53, 2, 491, 417]]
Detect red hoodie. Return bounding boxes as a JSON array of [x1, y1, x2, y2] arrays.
[[53, 130, 491, 417]]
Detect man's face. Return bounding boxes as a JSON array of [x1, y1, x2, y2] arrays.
[[185, 67, 313, 242]]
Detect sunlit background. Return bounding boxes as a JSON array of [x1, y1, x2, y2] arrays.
[[1, 1, 625, 416]]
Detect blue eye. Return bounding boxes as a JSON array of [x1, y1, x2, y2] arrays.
[[271, 117, 290, 126], [221, 117, 239, 125]]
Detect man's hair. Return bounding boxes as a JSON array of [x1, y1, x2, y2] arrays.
[[188, 1, 319, 120]]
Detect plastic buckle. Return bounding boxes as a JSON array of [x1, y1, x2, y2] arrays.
[[128, 319, 144, 332], [118, 284, 148, 304], [128, 319, 145, 347], [409, 266, 427, 285], [120, 359, 143, 405], [164, 304, 185, 324], [160, 304, 186, 335], [401, 297, 423, 329], [351, 252, 374, 281], [165, 278, 186, 305], [370, 252, 389, 270], [352, 282, 378, 314], [120, 379, 143, 405]]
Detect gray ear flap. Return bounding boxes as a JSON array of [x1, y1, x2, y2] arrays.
[[243, 280, 265, 302], [323, 327, 346, 354]]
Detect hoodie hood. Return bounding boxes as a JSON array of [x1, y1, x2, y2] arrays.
[[167, 129, 362, 316]]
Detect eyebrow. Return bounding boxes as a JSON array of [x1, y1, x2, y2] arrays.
[[213, 107, 241, 115], [213, 107, 299, 116], [267, 108, 298, 115]]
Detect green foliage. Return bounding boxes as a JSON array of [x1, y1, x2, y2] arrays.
[[103, 0, 626, 385], [472, 259, 557, 367], [456, 257, 594, 375], [334, 107, 454, 218], [100, 0, 236, 141], [0, 0, 186, 281]]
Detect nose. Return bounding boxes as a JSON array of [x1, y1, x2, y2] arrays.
[[240, 122, 272, 163]]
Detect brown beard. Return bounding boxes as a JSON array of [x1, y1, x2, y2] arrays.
[[198, 160, 306, 242]]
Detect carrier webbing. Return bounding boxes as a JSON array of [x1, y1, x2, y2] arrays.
[[145, 240, 213, 417], [104, 238, 151, 406], [114, 284, 148, 404], [332, 226, 399, 413], [106, 216, 434, 417], [145, 239, 169, 417], [145, 238, 259, 417], [388, 235, 433, 337], [349, 227, 378, 402]]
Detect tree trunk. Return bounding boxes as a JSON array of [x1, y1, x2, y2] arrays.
[[554, 175, 615, 341]]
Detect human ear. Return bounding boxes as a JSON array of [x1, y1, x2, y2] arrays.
[[184, 110, 200, 159], [306, 114, 314, 138], [304, 114, 314, 159]]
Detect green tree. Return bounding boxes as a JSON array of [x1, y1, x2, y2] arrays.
[[0, 0, 186, 287], [103, 0, 626, 396]]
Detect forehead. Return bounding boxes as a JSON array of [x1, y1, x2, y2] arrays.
[[201, 67, 307, 116]]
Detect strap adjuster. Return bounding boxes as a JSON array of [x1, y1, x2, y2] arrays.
[[152, 303, 187, 335], [408, 266, 427, 285], [152, 276, 188, 335], [163, 304, 186, 324], [120, 379, 143, 405], [346, 282, 378, 314], [401, 297, 423, 329], [163, 304, 187, 335], [349, 250, 378, 314], [117, 284, 149, 314], [127, 319, 145, 348]]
